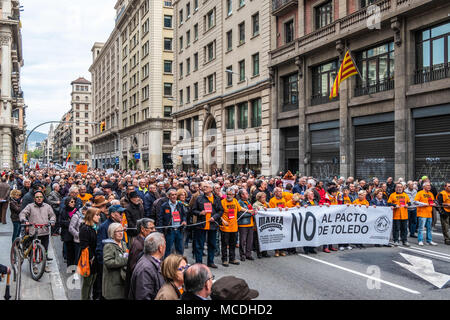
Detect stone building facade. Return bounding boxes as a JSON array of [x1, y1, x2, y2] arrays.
[[89, 0, 174, 170], [172, 0, 272, 175], [269, 0, 450, 187], [0, 0, 25, 170]]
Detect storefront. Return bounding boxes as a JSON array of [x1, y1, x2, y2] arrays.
[[226, 142, 261, 174], [354, 113, 395, 181], [310, 121, 340, 181], [413, 105, 450, 188]]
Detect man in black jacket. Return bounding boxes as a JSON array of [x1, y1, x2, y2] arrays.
[[143, 184, 158, 218], [192, 181, 224, 268], [125, 192, 145, 244]]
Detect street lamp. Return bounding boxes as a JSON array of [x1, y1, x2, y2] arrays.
[[23, 120, 101, 173], [225, 69, 249, 86]]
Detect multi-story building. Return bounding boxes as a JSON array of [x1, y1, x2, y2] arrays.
[[89, 0, 174, 170], [52, 78, 93, 166], [172, 0, 272, 175], [269, 0, 450, 187], [0, 0, 26, 170], [42, 124, 54, 164]]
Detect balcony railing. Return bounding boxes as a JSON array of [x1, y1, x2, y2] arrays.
[[164, 1, 173, 7], [414, 63, 450, 84], [310, 94, 339, 106], [354, 78, 394, 97], [272, 0, 298, 16], [281, 100, 299, 112]]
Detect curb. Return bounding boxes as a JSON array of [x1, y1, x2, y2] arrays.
[[48, 237, 68, 300]]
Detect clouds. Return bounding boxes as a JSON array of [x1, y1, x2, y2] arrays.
[[21, 0, 115, 133]]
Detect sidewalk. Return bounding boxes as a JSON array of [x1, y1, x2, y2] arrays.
[[0, 209, 67, 300]]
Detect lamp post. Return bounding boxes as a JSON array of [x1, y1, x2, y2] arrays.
[[23, 120, 100, 173], [225, 69, 249, 86]]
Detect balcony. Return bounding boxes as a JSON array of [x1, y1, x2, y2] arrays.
[[354, 78, 394, 97], [310, 94, 339, 106], [272, 0, 298, 16], [414, 63, 450, 84]]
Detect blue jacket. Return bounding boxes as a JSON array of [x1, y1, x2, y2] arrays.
[[293, 184, 307, 195], [95, 218, 113, 265], [370, 198, 388, 207], [143, 192, 158, 218], [157, 201, 187, 231], [135, 187, 148, 201]]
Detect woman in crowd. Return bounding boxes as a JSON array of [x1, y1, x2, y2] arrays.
[[60, 196, 78, 268], [253, 192, 270, 258], [79, 208, 101, 300], [352, 190, 369, 249], [155, 254, 188, 300], [301, 189, 318, 254], [69, 205, 89, 263], [9, 189, 21, 242], [286, 193, 302, 208], [103, 223, 128, 300]]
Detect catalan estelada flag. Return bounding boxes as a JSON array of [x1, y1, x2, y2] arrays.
[[329, 50, 359, 99]]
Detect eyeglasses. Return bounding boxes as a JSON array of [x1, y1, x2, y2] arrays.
[[115, 230, 124, 233], [177, 264, 190, 272], [34, 196, 44, 199], [207, 275, 215, 282]]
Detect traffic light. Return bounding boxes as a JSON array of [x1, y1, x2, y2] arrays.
[[23, 153, 28, 164], [100, 121, 105, 132]]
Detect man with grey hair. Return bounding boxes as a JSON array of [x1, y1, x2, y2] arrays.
[[405, 180, 418, 237], [47, 183, 62, 235], [181, 263, 213, 300], [125, 218, 156, 296], [128, 232, 166, 300]]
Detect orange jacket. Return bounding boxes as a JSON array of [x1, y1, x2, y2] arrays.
[[220, 198, 241, 233], [353, 198, 369, 206], [269, 197, 287, 208]]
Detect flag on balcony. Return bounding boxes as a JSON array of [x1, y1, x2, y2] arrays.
[[329, 50, 359, 99]]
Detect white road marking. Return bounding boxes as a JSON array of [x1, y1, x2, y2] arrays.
[[394, 253, 450, 289], [401, 247, 450, 261], [409, 246, 450, 258], [298, 254, 421, 295]]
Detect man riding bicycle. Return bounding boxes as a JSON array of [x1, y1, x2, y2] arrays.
[[19, 190, 56, 273]]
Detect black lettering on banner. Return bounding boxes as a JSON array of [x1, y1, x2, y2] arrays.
[[361, 226, 369, 234], [360, 214, 367, 223], [291, 212, 303, 242], [304, 211, 316, 241]]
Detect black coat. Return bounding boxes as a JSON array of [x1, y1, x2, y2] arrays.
[[125, 202, 144, 238], [143, 192, 158, 218], [157, 201, 187, 232], [192, 194, 224, 230], [60, 207, 76, 242], [79, 223, 98, 274]]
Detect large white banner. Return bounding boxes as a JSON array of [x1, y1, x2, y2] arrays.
[[255, 205, 393, 251]]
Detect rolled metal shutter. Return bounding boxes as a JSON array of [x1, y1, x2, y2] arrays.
[[355, 122, 395, 181], [414, 114, 450, 189], [310, 128, 340, 181]]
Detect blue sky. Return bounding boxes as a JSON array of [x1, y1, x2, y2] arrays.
[[21, 1, 115, 134]]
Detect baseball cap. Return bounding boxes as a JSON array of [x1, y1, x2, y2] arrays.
[[108, 205, 126, 214], [211, 276, 259, 300]]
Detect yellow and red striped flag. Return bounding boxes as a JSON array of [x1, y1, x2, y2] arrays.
[[329, 50, 359, 99]]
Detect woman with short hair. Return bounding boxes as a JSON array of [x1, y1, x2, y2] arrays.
[[155, 254, 188, 300], [102, 222, 128, 300]]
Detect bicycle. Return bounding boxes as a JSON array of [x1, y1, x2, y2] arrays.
[[10, 223, 51, 283]]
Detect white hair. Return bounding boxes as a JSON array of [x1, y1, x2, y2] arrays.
[[108, 222, 122, 239], [307, 179, 316, 187]]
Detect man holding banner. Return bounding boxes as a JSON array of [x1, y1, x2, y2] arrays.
[[387, 184, 411, 247]]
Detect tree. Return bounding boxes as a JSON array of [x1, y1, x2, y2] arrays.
[[68, 146, 81, 161], [29, 149, 43, 160]]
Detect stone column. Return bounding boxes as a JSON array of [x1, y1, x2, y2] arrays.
[[392, 17, 407, 180], [149, 127, 163, 171], [296, 57, 306, 176], [0, 32, 12, 169], [270, 67, 280, 176]]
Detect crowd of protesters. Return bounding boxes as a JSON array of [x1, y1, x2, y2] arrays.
[[0, 167, 449, 300]]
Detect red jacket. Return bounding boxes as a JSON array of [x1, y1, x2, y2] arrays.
[[316, 187, 326, 205]]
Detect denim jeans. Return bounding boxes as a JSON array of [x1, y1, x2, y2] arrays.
[[417, 217, 432, 243], [12, 221, 21, 243], [164, 228, 184, 258], [194, 229, 217, 265], [408, 208, 417, 236]]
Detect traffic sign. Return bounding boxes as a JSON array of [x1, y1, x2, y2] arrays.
[[134, 153, 141, 160]]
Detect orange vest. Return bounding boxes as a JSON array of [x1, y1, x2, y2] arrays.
[[342, 196, 352, 204], [388, 192, 410, 220], [415, 190, 434, 218], [286, 200, 301, 208], [282, 191, 293, 203], [440, 190, 450, 213], [269, 197, 287, 208], [353, 198, 369, 206], [121, 213, 128, 243]]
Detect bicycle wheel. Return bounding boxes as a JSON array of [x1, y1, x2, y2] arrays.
[[29, 242, 47, 281], [10, 238, 22, 282]]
